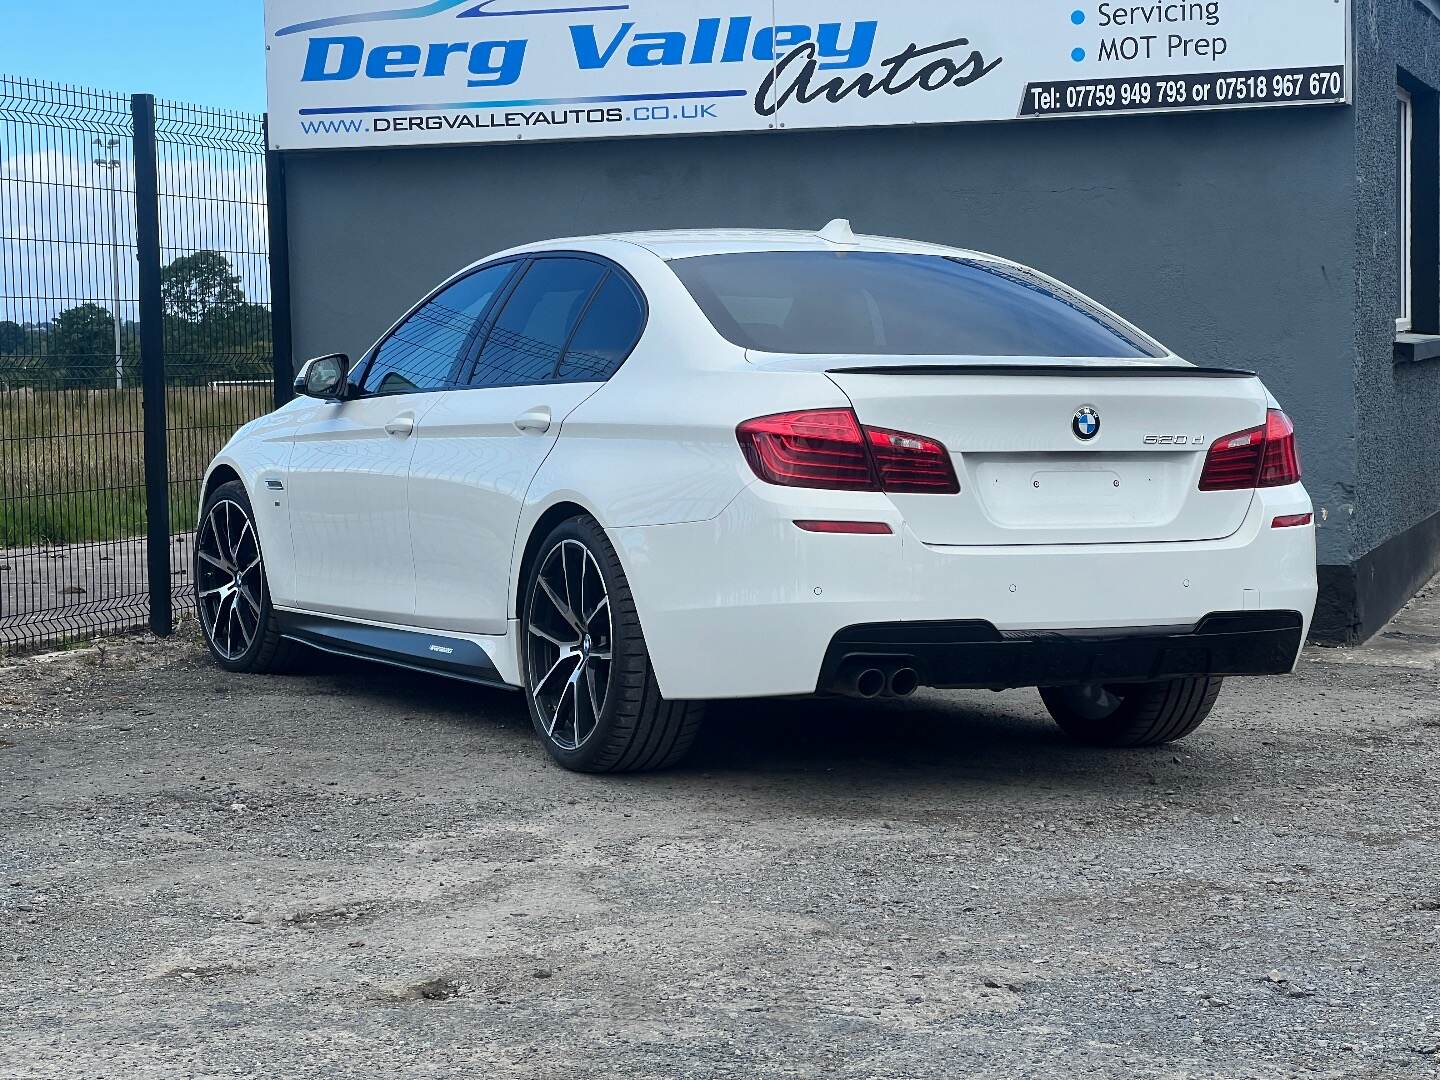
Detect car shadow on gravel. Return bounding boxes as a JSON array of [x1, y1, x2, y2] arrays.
[[293, 649, 1209, 792], [698, 692, 1084, 770], [686, 693, 1234, 811]]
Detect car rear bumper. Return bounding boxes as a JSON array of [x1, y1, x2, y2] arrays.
[[818, 611, 1305, 693], [608, 481, 1318, 700]]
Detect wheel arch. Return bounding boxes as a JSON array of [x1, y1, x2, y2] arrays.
[[512, 500, 593, 621], [202, 463, 243, 508], [197, 459, 295, 604]]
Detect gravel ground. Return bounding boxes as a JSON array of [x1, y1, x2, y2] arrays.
[[3, 585, 1439, 1079]]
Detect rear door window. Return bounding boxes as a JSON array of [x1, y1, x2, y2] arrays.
[[469, 258, 607, 388], [555, 273, 646, 383], [361, 262, 515, 396], [668, 251, 1162, 358]]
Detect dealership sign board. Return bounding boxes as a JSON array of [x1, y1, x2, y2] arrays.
[[265, 1, 1351, 151]]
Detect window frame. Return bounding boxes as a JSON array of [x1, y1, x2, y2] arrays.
[[1398, 85, 1415, 334], [350, 257, 525, 398], [460, 250, 649, 390]]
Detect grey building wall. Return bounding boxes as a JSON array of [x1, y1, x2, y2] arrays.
[[1341, 0, 1440, 635], [285, 108, 1358, 566]]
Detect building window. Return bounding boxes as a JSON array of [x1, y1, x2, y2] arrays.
[[1399, 86, 1414, 333]]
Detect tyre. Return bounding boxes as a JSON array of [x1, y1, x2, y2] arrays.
[[194, 480, 300, 674], [521, 514, 703, 773], [1040, 677, 1225, 748]]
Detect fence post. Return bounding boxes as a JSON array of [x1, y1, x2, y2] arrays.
[[264, 118, 295, 410], [132, 93, 172, 638]]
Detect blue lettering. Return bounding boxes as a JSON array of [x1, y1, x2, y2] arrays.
[[425, 42, 470, 78], [366, 44, 422, 79], [296, 17, 878, 90], [302, 36, 364, 82], [753, 25, 810, 62], [570, 22, 635, 69], [566, 17, 874, 73], [690, 18, 721, 64], [628, 32, 687, 67], [467, 40, 527, 86], [816, 21, 878, 70], [721, 16, 752, 63]]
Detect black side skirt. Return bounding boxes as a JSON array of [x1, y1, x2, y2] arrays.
[[818, 611, 1305, 693], [275, 610, 518, 691]]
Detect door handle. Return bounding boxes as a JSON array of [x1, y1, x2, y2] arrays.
[[385, 416, 416, 438], [514, 407, 552, 434]]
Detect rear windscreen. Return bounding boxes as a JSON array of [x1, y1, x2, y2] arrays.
[[668, 251, 1162, 358]]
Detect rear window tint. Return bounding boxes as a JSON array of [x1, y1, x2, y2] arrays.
[[668, 251, 1161, 358]]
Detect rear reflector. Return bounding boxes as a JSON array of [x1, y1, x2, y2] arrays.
[[1272, 513, 1314, 529], [1200, 409, 1302, 492], [738, 408, 960, 494], [794, 520, 893, 535]]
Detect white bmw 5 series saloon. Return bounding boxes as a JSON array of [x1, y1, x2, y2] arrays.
[[197, 222, 1318, 773]]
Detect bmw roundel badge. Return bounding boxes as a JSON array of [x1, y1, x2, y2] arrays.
[[1073, 406, 1101, 441]]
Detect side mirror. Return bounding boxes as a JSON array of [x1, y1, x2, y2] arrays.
[[294, 354, 350, 400]]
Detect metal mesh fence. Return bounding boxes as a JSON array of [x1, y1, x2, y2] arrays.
[[154, 97, 274, 626], [0, 77, 278, 652]]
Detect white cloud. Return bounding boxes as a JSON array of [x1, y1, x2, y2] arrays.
[[0, 129, 271, 329]]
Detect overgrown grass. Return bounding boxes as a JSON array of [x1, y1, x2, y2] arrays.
[[0, 386, 271, 546]]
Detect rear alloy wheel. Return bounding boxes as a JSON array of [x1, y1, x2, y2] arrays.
[[195, 481, 299, 674], [1040, 677, 1225, 748], [522, 515, 702, 773]]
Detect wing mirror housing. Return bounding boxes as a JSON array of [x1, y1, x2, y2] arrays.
[[294, 354, 351, 401]]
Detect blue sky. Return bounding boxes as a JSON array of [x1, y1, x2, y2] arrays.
[[0, 1, 267, 113]]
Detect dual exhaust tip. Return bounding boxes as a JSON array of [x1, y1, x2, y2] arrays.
[[839, 662, 920, 700]]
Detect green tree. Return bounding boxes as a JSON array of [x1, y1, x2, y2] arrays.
[[47, 304, 117, 388], [216, 301, 273, 375], [0, 320, 27, 355], [161, 251, 244, 322]]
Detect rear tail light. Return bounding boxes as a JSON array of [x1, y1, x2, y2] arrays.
[[1199, 409, 1302, 492], [1258, 410, 1301, 488], [866, 427, 961, 493], [737, 409, 959, 494], [736, 409, 875, 491]]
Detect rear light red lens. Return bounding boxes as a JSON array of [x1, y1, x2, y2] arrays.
[[737, 409, 959, 494], [1272, 513, 1314, 529], [1199, 426, 1265, 491], [866, 426, 962, 494], [794, 520, 893, 535], [736, 409, 877, 491], [1258, 409, 1301, 488], [1199, 409, 1302, 492]]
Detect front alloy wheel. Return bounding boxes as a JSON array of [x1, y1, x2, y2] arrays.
[[196, 497, 265, 661], [521, 515, 702, 773], [194, 480, 298, 674]]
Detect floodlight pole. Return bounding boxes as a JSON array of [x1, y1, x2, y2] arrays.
[[93, 137, 124, 390]]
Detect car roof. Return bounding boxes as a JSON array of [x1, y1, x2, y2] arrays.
[[517, 226, 999, 263]]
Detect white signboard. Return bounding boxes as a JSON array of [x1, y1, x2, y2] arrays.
[[265, 0, 1351, 151]]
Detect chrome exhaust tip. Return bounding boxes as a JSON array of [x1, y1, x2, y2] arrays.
[[838, 666, 886, 699], [887, 667, 920, 698]]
